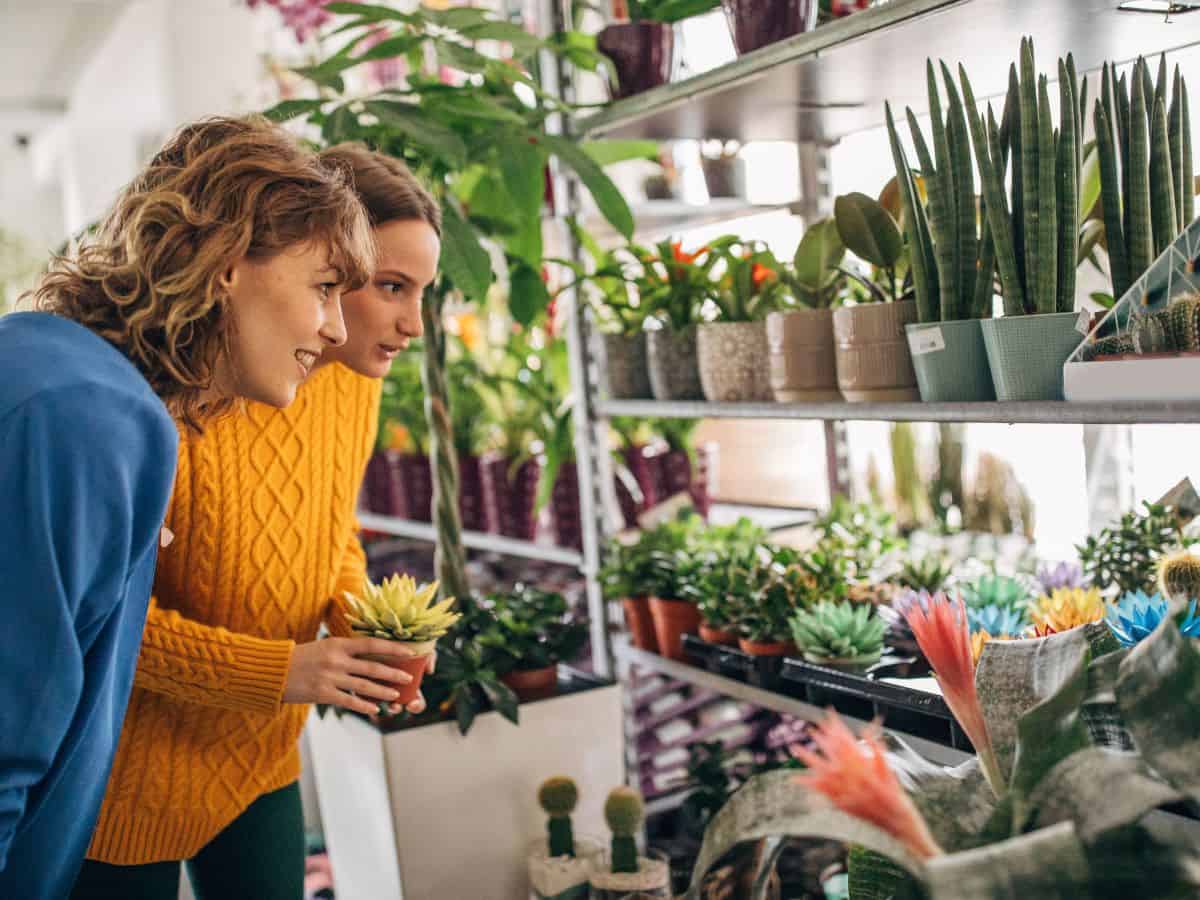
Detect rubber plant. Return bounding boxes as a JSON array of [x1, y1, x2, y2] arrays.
[[268, 1, 640, 604], [684, 589, 1200, 899]]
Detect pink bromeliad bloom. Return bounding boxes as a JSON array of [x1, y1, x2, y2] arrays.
[[902, 590, 1007, 797], [792, 714, 942, 861]]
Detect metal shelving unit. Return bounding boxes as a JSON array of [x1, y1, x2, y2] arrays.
[[358, 512, 585, 568]]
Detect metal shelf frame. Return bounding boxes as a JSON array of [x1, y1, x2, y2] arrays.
[[358, 512, 585, 568]]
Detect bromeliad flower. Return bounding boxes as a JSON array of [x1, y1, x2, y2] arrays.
[[902, 591, 1006, 796], [1029, 587, 1106, 633], [1105, 591, 1200, 647], [792, 713, 943, 861]]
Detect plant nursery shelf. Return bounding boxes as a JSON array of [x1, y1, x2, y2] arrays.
[[578, 0, 1200, 143], [614, 638, 971, 767], [597, 399, 1200, 425], [357, 512, 585, 568]]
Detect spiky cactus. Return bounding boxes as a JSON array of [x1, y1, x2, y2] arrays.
[[604, 786, 644, 874], [1159, 550, 1200, 601], [539, 776, 578, 858], [789, 601, 887, 664]]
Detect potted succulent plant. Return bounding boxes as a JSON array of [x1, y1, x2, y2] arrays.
[[960, 572, 1032, 616], [1106, 590, 1200, 647], [479, 586, 589, 702], [722, 0, 817, 56], [589, 787, 671, 898], [694, 542, 764, 646], [596, 0, 720, 99], [1077, 500, 1187, 597], [829, 191, 921, 401], [698, 240, 789, 402], [886, 63, 997, 402], [582, 240, 654, 400], [529, 777, 601, 900], [342, 574, 461, 708], [788, 600, 886, 671], [768, 218, 847, 402]]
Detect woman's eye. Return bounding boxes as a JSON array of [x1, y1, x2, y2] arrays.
[[319, 282, 337, 299], [384, 282, 408, 296]]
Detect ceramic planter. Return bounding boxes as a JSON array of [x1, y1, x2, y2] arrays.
[[981, 311, 1085, 401], [648, 596, 702, 660], [481, 453, 541, 541], [739, 637, 796, 656], [647, 326, 704, 400], [601, 332, 652, 400], [766, 308, 841, 402], [551, 462, 583, 550], [500, 665, 559, 703], [832, 301, 920, 402], [699, 621, 739, 646], [622, 597, 659, 652], [457, 452, 490, 532], [529, 837, 602, 900], [905, 319, 996, 402], [588, 850, 671, 898], [701, 155, 747, 199], [697, 320, 772, 402], [596, 22, 673, 99], [722, 0, 817, 55]]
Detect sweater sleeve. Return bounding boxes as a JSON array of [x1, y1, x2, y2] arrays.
[[133, 602, 295, 716], [0, 384, 175, 870]]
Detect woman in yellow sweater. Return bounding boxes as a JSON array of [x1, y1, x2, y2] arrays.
[[71, 144, 442, 899]]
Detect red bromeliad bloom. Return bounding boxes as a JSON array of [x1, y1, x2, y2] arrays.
[[902, 591, 1007, 796], [792, 714, 943, 861]]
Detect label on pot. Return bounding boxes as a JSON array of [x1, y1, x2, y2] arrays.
[[907, 327, 945, 356], [1076, 309, 1091, 336]]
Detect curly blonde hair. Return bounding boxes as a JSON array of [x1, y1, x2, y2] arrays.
[[33, 115, 376, 429]]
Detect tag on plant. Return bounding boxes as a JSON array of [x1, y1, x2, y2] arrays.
[[907, 326, 945, 356]]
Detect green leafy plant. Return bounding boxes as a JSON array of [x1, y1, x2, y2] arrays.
[[624, 0, 721, 24], [780, 218, 848, 309], [478, 585, 589, 674], [447, 345, 493, 456], [960, 573, 1032, 615], [725, 550, 810, 644], [1078, 501, 1186, 597], [376, 346, 430, 452], [896, 555, 953, 594], [711, 240, 790, 322], [813, 496, 906, 581], [629, 237, 731, 330], [789, 600, 887, 664]]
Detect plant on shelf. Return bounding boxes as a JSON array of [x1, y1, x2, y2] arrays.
[[814, 496, 906, 584], [1035, 560, 1088, 595], [789, 600, 887, 669], [1105, 590, 1200, 647], [591, 786, 670, 897], [960, 573, 1031, 616], [782, 218, 848, 310], [833, 192, 915, 306], [478, 586, 589, 702], [735, 553, 811, 656], [1077, 501, 1186, 597], [1028, 586, 1106, 633], [694, 545, 763, 646]]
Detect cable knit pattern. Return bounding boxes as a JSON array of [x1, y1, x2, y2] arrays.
[[87, 363, 381, 865]]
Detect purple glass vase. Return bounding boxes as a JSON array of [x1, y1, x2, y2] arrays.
[[596, 22, 674, 99], [722, 0, 817, 55]]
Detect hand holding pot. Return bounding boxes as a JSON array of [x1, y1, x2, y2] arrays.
[[283, 636, 429, 717]]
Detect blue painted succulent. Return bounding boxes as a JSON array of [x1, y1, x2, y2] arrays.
[[1105, 591, 1200, 647], [961, 574, 1031, 615], [967, 603, 1029, 637]]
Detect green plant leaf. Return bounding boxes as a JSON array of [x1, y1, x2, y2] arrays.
[[480, 677, 521, 724], [439, 198, 494, 304], [354, 34, 423, 63], [539, 134, 634, 239], [580, 139, 660, 166], [923, 822, 1091, 900], [454, 684, 479, 735], [650, 0, 722, 23], [834, 192, 904, 269], [321, 104, 359, 143], [434, 38, 493, 73], [364, 100, 468, 168], [458, 21, 543, 55], [509, 260, 551, 327], [262, 98, 323, 123], [792, 218, 846, 291], [324, 1, 414, 20]]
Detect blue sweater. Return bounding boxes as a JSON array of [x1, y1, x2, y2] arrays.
[[0, 312, 177, 899]]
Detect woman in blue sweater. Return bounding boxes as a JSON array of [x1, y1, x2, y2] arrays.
[[0, 115, 377, 900]]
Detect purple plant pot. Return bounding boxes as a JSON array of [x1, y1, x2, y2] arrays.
[[596, 22, 674, 99], [622, 444, 660, 514], [615, 471, 641, 529], [482, 453, 541, 541], [457, 453, 490, 533], [550, 462, 583, 550], [722, 0, 817, 55], [394, 453, 432, 523], [692, 444, 716, 520], [363, 450, 403, 515]]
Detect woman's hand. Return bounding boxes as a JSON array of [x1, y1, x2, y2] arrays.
[[283, 637, 428, 717]]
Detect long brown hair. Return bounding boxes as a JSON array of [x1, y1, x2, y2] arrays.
[[319, 142, 441, 233], [33, 115, 376, 429]]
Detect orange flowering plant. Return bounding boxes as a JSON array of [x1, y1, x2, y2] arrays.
[[628, 235, 735, 330], [711, 240, 790, 322]]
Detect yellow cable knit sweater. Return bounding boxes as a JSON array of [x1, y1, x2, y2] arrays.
[[87, 362, 380, 864]]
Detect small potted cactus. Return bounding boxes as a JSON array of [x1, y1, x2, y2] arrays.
[[528, 777, 599, 900], [342, 574, 461, 708], [589, 787, 670, 899], [788, 600, 887, 671], [1159, 550, 1200, 600]]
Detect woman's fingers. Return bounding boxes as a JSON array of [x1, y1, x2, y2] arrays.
[[346, 637, 421, 659], [338, 675, 403, 703], [404, 695, 426, 715], [346, 656, 413, 685], [328, 688, 380, 718]]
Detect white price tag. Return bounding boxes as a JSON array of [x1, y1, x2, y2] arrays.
[[1076, 309, 1091, 336], [907, 326, 945, 356]]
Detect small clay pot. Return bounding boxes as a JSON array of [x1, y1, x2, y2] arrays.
[[739, 637, 796, 656], [500, 665, 559, 703], [700, 622, 739, 646], [363, 641, 435, 706], [648, 596, 702, 660], [622, 596, 659, 652]]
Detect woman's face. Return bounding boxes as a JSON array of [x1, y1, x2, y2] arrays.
[[330, 218, 441, 379], [216, 241, 349, 408]]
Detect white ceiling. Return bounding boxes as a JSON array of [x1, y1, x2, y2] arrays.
[[0, 1, 131, 133]]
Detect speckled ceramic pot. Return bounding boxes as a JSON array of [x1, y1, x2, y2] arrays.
[[601, 332, 652, 399], [697, 320, 772, 402], [833, 300, 920, 402], [647, 326, 704, 400]]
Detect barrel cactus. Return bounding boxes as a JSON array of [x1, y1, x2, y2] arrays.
[[1159, 549, 1200, 601], [604, 786, 644, 874], [539, 776, 578, 858]]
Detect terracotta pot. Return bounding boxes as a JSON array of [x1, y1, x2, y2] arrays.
[[833, 301, 920, 401], [647, 326, 704, 401], [500, 665, 559, 703], [698, 321, 773, 402], [766, 308, 841, 402], [363, 641, 435, 706], [550, 462, 582, 550], [601, 332, 653, 399], [722, 0, 817, 55], [649, 596, 701, 660], [394, 452, 433, 522], [457, 452, 490, 533], [739, 637, 796, 656], [700, 622, 739, 646], [364, 450, 403, 515], [596, 22, 673, 99], [481, 453, 541, 540], [622, 596, 659, 652]]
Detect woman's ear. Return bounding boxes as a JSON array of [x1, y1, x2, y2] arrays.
[[218, 260, 241, 296]]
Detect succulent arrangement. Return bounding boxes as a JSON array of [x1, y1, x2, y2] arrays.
[[790, 601, 887, 666], [895, 555, 953, 595], [1035, 560, 1087, 595], [966, 603, 1028, 638], [1028, 587, 1106, 633], [960, 573, 1031, 616], [1077, 501, 1185, 596], [343, 575, 460, 643], [1158, 548, 1200, 600], [1105, 590, 1200, 647], [539, 776, 579, 858]]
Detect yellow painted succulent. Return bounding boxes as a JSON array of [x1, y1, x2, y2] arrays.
[[1028, 587, 1105, 634], [343, 574, 460, 643], [970, 629, 1017, 666]]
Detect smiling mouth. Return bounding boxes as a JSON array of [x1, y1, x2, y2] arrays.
[[379, 343, 404, 355], [295, 349, 320, 374]]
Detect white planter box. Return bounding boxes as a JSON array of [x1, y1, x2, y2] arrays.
[[307, 680, 624, 900], [1064, 354, 1200, 403]]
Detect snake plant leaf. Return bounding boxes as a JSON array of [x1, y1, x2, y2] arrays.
[[1150, 96, 1178, 257], [923, 822, 1091, 900], [847, 846, 923, 900], [1086, 824, 1200, 900], [886, 103, 938, 322], [886, 738, 996, 852], [1115, 600, 1200, 803], [682, 770, 926, 900], [834, 192, 904, 269]]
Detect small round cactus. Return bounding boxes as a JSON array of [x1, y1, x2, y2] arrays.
[[604, 786, 644, 874], [538, 776, 578, 858], [1159, 550, 1200, 601]]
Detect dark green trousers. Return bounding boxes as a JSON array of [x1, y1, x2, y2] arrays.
[[71, 781, 305, 900]]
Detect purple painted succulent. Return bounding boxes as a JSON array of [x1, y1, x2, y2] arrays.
[[1035, 561, 1087, 596]]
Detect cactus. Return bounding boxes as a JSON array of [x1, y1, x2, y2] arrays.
[[539, 776, 579, 858], [1132, 311, 1172, 355], [604, 786, 644, 874], [1159, 550, 1200, 601], [1166, 294, 1200, 352], [789, 600, 887, 664]]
